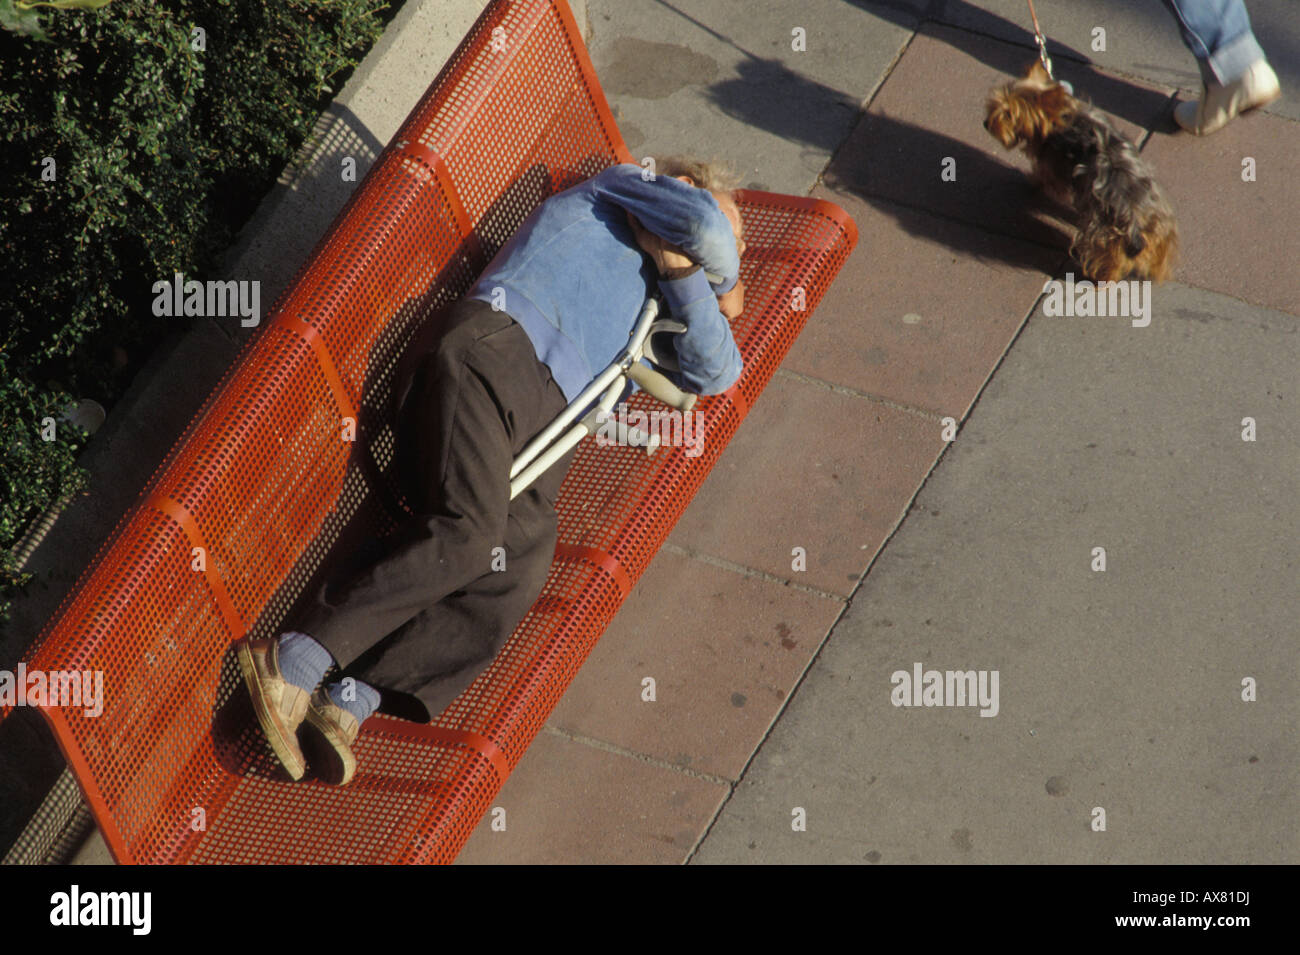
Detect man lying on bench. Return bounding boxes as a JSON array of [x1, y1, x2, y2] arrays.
[[238, 157, 748, 785]]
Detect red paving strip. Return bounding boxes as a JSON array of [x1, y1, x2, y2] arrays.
[[1140, 109, 1300, 315], [455, 729, 730, 864], [549, 547, 846, 781], [787, 190, 1064, 419], [826, 24, 1176, 248], [669, 372, 949, 598]]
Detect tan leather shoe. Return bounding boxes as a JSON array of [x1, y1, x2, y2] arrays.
[[237, 638, 310, 780], [1176, 59, 1281, 135], [301, 688, 361, 786]]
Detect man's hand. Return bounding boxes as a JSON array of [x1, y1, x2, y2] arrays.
[[627, 212, 694, 273], [716, 279, 744, 319], [629, 212, 745, 319]]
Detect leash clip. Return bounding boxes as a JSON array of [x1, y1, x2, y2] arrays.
[[1036, 37, 1054, 81]]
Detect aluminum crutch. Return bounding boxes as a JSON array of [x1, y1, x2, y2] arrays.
[[509, 297, 697, 499]]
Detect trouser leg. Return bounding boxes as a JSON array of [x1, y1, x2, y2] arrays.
[[1159, 0, 1265, 84], [294, 298, 568, 674], [338, 466, 568, 720]]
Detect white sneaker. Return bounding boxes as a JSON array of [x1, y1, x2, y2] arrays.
[[1175, 59, 1281, 135]]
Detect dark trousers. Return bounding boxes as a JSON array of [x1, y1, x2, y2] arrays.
[[295, 298, 573, 720]]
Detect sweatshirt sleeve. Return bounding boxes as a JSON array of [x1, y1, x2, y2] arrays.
[[655, 268, 743, 395], [590, 164, 741, 294]]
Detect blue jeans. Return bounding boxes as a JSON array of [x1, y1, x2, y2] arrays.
[[1161, 0, 1267, 85]]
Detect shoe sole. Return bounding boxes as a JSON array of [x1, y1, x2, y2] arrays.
[[301, 706, 358, 786], [237, 642, 307, 781]]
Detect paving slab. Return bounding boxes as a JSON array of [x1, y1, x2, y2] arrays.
[[587, 0, 916, 193], [918, 0, 1300, 123], [669, 372, 947, 598], [785, 188, 1064, 418], [456, 729, 729, 863], [550, 547, 845, 780], [824, 23, 1176, 252], [1141, 108, 1300, 314], [693, 282, 1299, 864]]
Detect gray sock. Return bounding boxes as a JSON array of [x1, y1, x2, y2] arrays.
[[276, 631, 332, 692], [326, 678, 381, 724]]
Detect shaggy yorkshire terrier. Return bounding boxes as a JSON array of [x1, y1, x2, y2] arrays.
[[985, 61, 1178, 283]]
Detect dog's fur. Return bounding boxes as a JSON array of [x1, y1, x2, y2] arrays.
[[985, 61, 1178, 282]]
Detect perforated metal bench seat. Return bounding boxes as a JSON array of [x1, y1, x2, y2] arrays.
[[7, 0, 857, 863]]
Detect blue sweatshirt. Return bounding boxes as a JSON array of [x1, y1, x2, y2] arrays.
[[465, 164, 743, 403]]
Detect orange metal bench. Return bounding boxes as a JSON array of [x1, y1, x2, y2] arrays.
[[7, 0, 857, 863]]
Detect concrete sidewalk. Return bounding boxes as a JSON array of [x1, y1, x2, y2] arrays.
[[10, 0, 1292, 865]]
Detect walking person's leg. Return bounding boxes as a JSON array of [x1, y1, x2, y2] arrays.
[[1159, 0, 1279, 134]]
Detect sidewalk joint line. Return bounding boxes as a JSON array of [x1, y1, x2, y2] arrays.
[[660, 542, 848, 602], [772, 368, 951, 422], [541, 724, 735, 787], [855, 188, 1075, 255], [685, 593, 856, 864], [647, 0, 764, 64], [814, 29, 917, 191]]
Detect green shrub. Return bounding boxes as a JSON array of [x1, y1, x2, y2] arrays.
[[0, 0, 392, 625]]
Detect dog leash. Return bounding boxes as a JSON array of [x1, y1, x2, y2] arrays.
[[1026, 0, 1054, 80]]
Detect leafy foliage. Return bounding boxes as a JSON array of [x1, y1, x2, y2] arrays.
[[0, 0, 391, 623]]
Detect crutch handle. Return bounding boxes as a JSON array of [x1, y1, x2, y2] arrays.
[[626, 362, 697, 412]]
